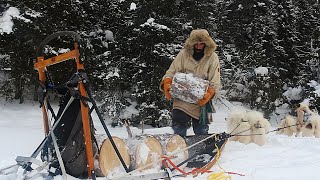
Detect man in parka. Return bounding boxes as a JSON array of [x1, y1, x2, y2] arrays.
[[160, 29, 221, 137]]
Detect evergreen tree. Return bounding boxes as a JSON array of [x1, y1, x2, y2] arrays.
[[1, 0, 320, 125]]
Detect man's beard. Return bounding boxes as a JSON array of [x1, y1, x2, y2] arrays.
[[193, 49, 204, 61]]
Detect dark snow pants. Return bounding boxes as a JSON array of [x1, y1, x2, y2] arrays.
[[172, 109, 209, 137]]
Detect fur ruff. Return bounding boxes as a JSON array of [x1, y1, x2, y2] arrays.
[[184, 29, 217, 57]]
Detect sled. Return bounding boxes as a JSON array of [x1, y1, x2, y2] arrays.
[[0, 31, 229, 179]]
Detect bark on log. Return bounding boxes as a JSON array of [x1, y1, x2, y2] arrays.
[[126, 134, 189, 172], [170, 72, 209, 104], [126, 135, 163, 171], [98, 136, 130, 177]]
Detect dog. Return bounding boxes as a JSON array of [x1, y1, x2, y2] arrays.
[[277, 102, 314, 137], [301, 121, 315, 137], [301, 113, 320, 138], [226, 109, 252, 144], [251, 121, 268, 146], [227, 109, 271, 145], [245, 110, 271, 132], [245, 110, 271, 146], [277, 115, 298, 136]]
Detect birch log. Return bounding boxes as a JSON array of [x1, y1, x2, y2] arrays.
[[126, 134, 189, 172], [126, 135, 163, 171], [99, 136, 130, 177], [170, 72, 209, 104]]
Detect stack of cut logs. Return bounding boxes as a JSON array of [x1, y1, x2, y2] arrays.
[[98, 134, 189, 177]]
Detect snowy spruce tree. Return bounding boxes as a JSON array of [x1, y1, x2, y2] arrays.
[[0, 0, 320, 124]]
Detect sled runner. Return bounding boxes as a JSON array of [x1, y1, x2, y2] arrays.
[[0, 31, 229, 179]]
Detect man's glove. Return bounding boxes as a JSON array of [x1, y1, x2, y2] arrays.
[[163, 78, 173, 100], [197, 87, 215, 106]]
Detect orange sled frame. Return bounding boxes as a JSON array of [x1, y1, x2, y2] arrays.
[[33, 31, 128, 179]]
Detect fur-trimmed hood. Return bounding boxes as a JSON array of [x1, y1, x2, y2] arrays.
[[184, 29, 217, 57]]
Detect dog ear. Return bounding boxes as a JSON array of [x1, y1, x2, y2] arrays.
[[293, 103, 300, 112]]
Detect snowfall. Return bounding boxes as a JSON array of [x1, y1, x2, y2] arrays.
[[1, 95, 320, 180]]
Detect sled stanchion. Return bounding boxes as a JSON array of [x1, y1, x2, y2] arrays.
[[83, 84, 130, 173], [79, 83, 95, 177], [21, 97, 74, 175], [74, 41, 96, 178]]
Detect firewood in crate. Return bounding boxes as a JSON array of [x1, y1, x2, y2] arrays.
[[170, 72, 209, 104]]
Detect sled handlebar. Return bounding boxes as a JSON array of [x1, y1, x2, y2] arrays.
[[36, 31, 83, 63]]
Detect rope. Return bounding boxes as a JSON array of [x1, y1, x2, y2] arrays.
[[228, 122, 303, 138], [229, 127, 252, 137], [162, 143, 244, 179], [266, 123, 301, 134], [206, 144, 231, 180], [229, 123, 241, 135], [162, 155, 212, 176], [207, 172, 231, 180], [207, 144, 244, 180]]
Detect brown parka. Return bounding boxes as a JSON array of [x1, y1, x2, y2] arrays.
[[160, 29, 221, 120]]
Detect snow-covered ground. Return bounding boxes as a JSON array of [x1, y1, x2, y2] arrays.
[[1, 98, 320, 180]]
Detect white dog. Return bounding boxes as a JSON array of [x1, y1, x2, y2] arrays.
[[301, 120, 315, 137], [301, 113, 320, 138], [227, 109, 271, 145], [251, 121, 268, 146], [277, 115, 298, 136], [245, 110, 271, 132], [226, 109, 251, 144], [245, 110, 271, 146], [277, 103, 313, 137]]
